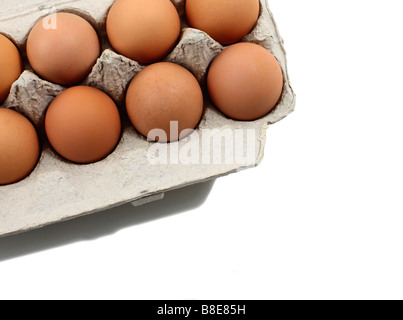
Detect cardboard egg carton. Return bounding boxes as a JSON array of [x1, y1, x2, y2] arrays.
[[0, 0, 296, 237]]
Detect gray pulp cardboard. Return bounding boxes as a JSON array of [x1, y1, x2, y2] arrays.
[[0, 0, 296, 237]]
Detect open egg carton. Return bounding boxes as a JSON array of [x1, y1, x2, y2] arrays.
[[0, 0, 295, 237]]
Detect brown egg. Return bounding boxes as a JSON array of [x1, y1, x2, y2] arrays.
[[0, 34, 23, 103], [207, 43, 284, 121], [107, 0, 180, 64], [0, 109, 40, 185], [27, 13, 100, 85], [45, 86, 121, 164], [126, 62, 203, 143], [186, 0, 260, 45]]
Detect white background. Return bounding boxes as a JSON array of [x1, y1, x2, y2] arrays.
[[1, 0, 403, 300]]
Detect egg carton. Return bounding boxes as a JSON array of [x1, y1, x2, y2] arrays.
[[0, 0, 296, 237]]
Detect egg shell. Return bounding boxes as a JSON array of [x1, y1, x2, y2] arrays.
[[186, 0, 260, 45], [207, 42, 284, 121], [0, 34, 23, 103], [45, 86, 121, 164], [107, 0, 181, 64], [126, 62, 204, 142], [27, 12, 100, 85], [0, 108, 40, 185]]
